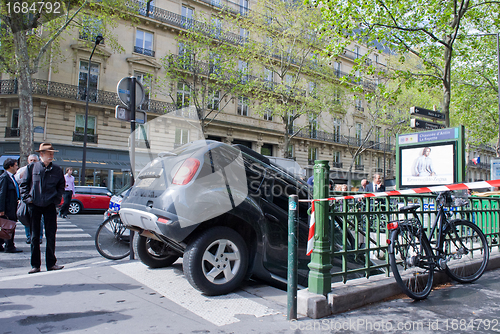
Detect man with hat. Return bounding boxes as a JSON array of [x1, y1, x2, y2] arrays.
[[20, 143, 65, 274]]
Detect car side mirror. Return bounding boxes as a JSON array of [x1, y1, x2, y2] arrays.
[[107, 192, 112, 197]]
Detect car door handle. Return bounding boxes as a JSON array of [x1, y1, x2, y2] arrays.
[[91, 196, 96, 198], [264, 213, 280, 224]]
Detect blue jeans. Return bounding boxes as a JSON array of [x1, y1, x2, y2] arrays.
[[25, 215, 44, 241]]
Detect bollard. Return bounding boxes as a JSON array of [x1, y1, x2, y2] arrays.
[[308, 160, 332, 295], [287, 195, 298, 320]]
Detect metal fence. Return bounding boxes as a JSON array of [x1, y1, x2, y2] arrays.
[[294, 160, 500, 295]]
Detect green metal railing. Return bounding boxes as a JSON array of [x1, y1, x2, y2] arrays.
[[297, 161, 500, 296]]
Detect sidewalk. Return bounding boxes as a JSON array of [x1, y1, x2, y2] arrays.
[[2, 253, 500, 333], [298, 250, 500, 318]]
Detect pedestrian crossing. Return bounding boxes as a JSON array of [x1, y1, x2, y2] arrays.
[[0, 218, 100, 269]]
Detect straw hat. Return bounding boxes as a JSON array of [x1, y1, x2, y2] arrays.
[[36, 143, 58, 152]]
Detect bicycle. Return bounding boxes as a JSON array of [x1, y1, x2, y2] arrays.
[[95, 212, 130, 260], [387, 191, 489, 300]]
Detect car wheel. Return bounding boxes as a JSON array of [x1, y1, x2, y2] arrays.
[[137, 235, 179, 268], [183, 227, 248, 296], [68, 201, 82, 215]]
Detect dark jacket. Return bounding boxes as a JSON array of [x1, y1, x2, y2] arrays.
[[365, 182, 385, 193], [0, 172, 19, 220], [20, 161, 65, 207]]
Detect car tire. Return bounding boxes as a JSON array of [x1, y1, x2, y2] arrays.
[[68, 201, 82, 215], [136, 235, 179, 268], [183, 227, 248, 296]]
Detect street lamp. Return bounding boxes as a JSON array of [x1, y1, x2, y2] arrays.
[[383, 120, 405, 182], [466, 32, 500, 158], [81, 34, 104, 186]]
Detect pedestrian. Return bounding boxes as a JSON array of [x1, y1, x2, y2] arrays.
[[365, 173, 385, 193], [15, 154, 43, 244], [20, 143, 65, 274], [0, 158, 23, 253], [59, 167, 75, 218], [360, 179, 369, 192]]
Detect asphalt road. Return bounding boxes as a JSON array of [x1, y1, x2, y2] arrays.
[[0, 214, 105, 270]]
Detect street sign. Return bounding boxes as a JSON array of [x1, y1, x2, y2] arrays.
[[410, 106, 446, 120], [115, 105, 146, 124], [410, 118, 445, 130], [117, 77, 145, 108]]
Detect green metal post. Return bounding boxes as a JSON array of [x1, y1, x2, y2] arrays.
[[308, 160, 332, 295], [287, 194, 298, 320]]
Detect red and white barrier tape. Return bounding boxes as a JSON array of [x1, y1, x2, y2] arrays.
[[305, 179, 500, 255]]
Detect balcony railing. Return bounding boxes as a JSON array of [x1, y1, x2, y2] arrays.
[[331, 162, 342, 168], [355, 164, 364, 171], [127, 0, 376, 90], [0, 79, 176, 115], [134, 46, 155, 57], [73, 132, 98, 143], [5, 127, 19, 138], [290, 126, 396, 151]]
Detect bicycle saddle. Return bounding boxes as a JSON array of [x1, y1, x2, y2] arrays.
[[399, 204, 420, 212]]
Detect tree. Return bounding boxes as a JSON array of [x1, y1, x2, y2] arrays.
[[452, 35, 500, 155], [310, 0, 500, 129], [0, 0, 133, 165], [160, 13, 253, 133], [233, 0, 326, 158]]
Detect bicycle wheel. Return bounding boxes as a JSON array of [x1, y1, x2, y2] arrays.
[[443, 219, 489, 283], [389, 224, 434, 300], [95, 215, 131, 260]]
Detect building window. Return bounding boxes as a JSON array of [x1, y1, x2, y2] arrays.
[[332, 151, 341, 168], [239, 28, 248, 44], [6, 109, 19, 137], [138, 0, 155, 17], [176, 82, 191, 108], [182, 5, 194, 28], [355, 97, 363, 111], [261, 144, 273, 156], [333, 61, 341, 77], [135, 71, 151, 109], [333, 118, 341, 142], [135, 29, 154, 57], [237, 96, 249, 116], [208, 90, 220, 110], [239, 60, 248, 82], [354, 46, 361, 58], [355, 154, 363, 170], [374, 54, 379, 64], [288, 114, 295, 134], [240, 0, 249, 15], [287, 144, 294, 158], [308, 82, 316, 96], [211, 16, 222, 37], [74, 114, 97, 143], [175, 128, 189, 147], [309, 116, 317, 138], [333, 88, 341, 103], [308, 147, 318, 165], [375, 126, 381, 143], [78, 60, 99, 102], [355, 122, 362, 145], [264, 109, 273, 121]]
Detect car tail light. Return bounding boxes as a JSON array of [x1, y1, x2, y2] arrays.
[[387, 222, 399, 230], [172, 158, 200, 185], [157, 217, 171, 224]]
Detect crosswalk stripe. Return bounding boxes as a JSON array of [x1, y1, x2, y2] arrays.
[[0, 249, 99, 261], [113, 262, 278, 326]]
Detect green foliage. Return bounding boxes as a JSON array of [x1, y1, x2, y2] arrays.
[[311, 0, 500, 130]]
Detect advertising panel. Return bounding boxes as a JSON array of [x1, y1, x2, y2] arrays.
[[400, 142, 456, 187]]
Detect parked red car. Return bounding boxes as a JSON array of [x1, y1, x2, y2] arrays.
[[61, 186, 113, 214]]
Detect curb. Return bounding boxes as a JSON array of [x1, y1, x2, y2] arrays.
[[298, 252, 500, 319]]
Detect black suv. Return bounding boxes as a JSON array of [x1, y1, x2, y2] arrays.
[[120, 140, 368, 295]]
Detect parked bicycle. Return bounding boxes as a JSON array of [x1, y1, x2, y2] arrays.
[[95, 187, 131, 260], [387, 191, 489, 300]]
